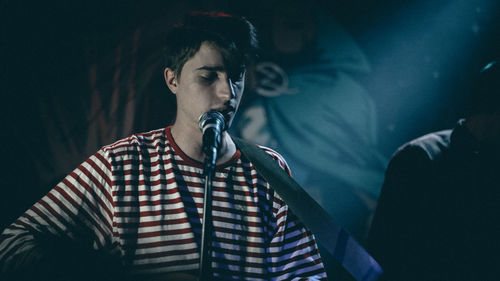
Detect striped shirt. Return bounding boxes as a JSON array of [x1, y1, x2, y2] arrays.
[[0, 126, 326, 280]]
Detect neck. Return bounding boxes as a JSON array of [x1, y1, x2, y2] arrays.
[[171, 123, 236, 164]]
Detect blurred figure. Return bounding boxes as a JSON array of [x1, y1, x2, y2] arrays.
[[367, 61, 500, 281], [232, 0, 387, 243]]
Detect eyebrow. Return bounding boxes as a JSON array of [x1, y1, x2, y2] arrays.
[[196, 66, 226, 71]]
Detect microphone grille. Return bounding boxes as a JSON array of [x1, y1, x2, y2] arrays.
[[198, 110, 226, 132]]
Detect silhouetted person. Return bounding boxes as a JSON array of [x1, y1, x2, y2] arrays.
[[367, 61, 500, 281]]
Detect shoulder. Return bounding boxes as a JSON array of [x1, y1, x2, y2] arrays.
[[257, 145, 291, 172], [252, 145, 293, 211], [394, 129, 452, 161], [232, 136, 292, 174], [384, 129, 452, 177], [101, 127, 167, 157]]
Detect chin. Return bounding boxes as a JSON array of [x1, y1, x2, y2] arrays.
[[222, 114, 235, 130]]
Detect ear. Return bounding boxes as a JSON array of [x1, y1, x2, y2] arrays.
[[164, 67, 178, 94]]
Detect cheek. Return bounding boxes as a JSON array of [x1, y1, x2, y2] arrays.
[[180, 85, 215, 115], [180, 83, 204, 101], [235, 89, 244, 103], [234, 82, 245, 101]]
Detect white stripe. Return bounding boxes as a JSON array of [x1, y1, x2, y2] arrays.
[[212, 209, 262, 223], [214, 220, 263, 235], [118, 222, 192, 234], [133, 232, 195, 243], [62, 173, 113, 226], [215, 231, 266, 245], [213, 244, 266, 256], [134, 241, 198, 255], [268, 232, 312, 254], [132, 252, 199, 265]]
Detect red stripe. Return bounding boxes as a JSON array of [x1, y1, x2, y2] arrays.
[[63, 173, 112, 231], [119, 227, 193, 239], [45, 190, 109, 245], [115, 207, 193, 217], [92, 151, 114, 190], [213, 236, 266, 248], [214, 215, 262, 228], [213, 225, 265, 238], [0, 127, 325, 278], [269, 239, 319, 259], [116, 216, 189, 228], [133, 246, 198, 259], [52, 184, 111, 228], [29, 205, 65, 234], [212, 205, 259, 218], [211, 244, 266, 258]]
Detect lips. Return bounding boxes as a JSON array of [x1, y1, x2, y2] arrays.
[[214, 104, 237, 128], [221, 105, 235, 116], [215, 101, 236, 116]]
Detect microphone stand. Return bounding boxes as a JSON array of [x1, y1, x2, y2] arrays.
[[197, 110, 225, 281], [199, 138, 218, 281]]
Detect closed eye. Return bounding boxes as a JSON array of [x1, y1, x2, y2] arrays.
[[200, 72, 218, 83], [230, 73, 244, 83], [229, 67, 246, 82]]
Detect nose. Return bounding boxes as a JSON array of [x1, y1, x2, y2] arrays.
[[217, 75, 235, 102]]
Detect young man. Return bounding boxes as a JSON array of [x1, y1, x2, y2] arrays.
[[0, 12, 327, 281], [367, 61, 500, 281]]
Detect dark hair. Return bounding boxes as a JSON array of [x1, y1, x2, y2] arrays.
[[465, 60, 500, 116], [163, 11, 258, 81]]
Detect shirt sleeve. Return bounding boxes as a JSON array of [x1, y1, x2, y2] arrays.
[[266, 197, 327, 280], [261, 147, 327, 280], [0, 149, 117, 279]]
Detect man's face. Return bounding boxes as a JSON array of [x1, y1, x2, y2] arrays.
[[167, 41, 245, 131]]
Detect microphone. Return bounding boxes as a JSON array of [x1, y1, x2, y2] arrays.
[[198, 110, 226, 279], [198, 110, 226, 169]]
